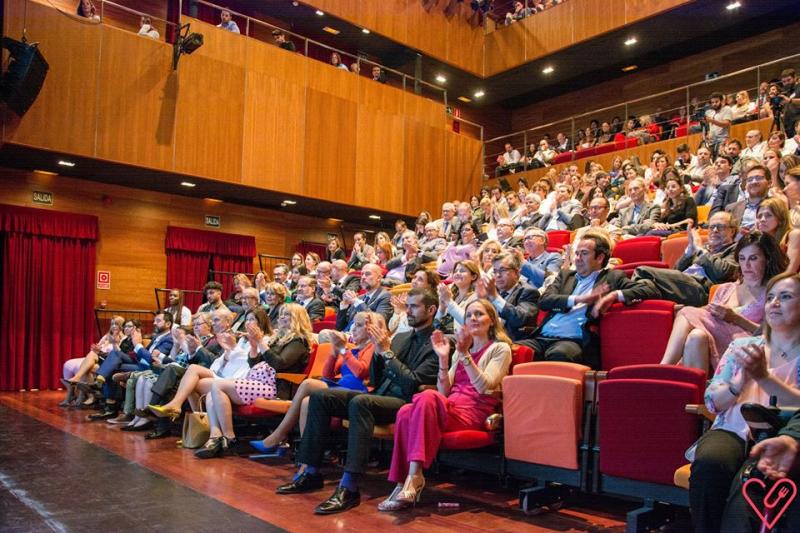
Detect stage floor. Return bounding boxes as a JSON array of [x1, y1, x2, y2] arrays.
[[0, 391, 687, 532]]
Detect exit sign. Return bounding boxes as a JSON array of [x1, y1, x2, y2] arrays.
[[205, 215, 220, 227], [32, 191, 53, 205]]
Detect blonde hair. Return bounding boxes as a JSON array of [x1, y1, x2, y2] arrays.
[[264, 282, 288, 302], [276, 303, 315, 347]]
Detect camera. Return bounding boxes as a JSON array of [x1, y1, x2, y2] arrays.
[[770, 95, 784, 115]]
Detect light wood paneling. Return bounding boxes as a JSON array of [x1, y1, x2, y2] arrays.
[[445, 1, 484, 76], [525, 1, 573, 61], [354, 109, 405, 213], [173, 55, 245, 182], [572, 0, 626, 44], [625, 0, 687, 22], [484, 19, 528, 76], [445, 132, 483, 203], [245, 38, 308, 85], [303, 89, 358, 203], [0, 170, 346, 310], [242, 73, 306, 194], [403, 93, 446, 129], [95, 25, 175, 170], [306, 59, 359, 102], [358, 78, 404, 116], [3, 0, 100, 156], [362, 0, 409, 47], [404, 120, 446, 215], [406, 0, 448, 60], [179, 16, 247, 67]]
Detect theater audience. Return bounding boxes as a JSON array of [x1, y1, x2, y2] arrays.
[[688, 273, 800, 533], [291, 252, 304, 269], [613, 178, 660, 236], [538, 183, 583, 231], [388, 269, 440, 336], [198, 281, 228, 313], [704, 92, 733, 155], [217, 9, 240, 33], [520, 227, 563, 288], [76, 0, 99, 20], [386, 231, 422, 283], [477, 252, 539, 343], [437, 222, 480, 277], [418, 223, 447, 262], [660, 231, 785, 372], [330, 52, 349, 71], [251, 313, 380, 454], [319, 259, 360, 308], [648, 171, 697, 236], [334, 263, 393, 332], [138, 16, 159, 40], [435, 260, 479, 334], [496, 143, 521, 177], [272, 29, 296, 52], [293, 276, 325, 322], [725, 164, 770, 235], [275, 288, 439, 515], [371, 66, 387, 83], [378, 301, 511, 511], [304, 252, 320, 276], [326, 237, 346, 262]]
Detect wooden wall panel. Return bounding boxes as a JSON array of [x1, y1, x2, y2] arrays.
[[526, 1, 573, 61], [95, 26, 175, 170], [241, 73, 306, 194], [173, 55, 245, 182], [572, 0, 626, 44], [625, 0, 687, 23], [0, 170, 346, 310], [358, 79, 404, 116], [445, 2, 484, 76], [354, 110, 405, 213], [245, 38, 308, 85], [363, 0, 409, 47], [303, 90, 357, 203], [484, 21, 527, 76], [306, 59, 359, 102], [445, 132, 483, 203], [406, 0, 448, 60], [179, 17, 247, 67], [3, 0, 100, 156], [403, 93, 446, 129], [404, 121, 446, 215]]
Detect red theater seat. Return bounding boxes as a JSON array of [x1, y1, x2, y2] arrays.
[[612, 236, 662, 264], [599, 300, 675, 370]]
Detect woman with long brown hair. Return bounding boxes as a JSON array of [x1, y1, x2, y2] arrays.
[[648, 169, 697, 236]]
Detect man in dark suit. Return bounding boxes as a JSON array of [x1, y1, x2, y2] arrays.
[[519, 233, 652, 369], [537, 183, 584, 231], [725, 164, 770, 237], [555, 132, 572, 153], [347, 232, 374, 270], [612, 178, 660, 236], [319, 259, 361, 308], [334, 263, 393, 332], [84, 311, 175, 420], [495, 218, 523, 250], [276, 288, 439, 515], [293, 275, 326, 322], [478, 251, 539, 342], [385, 230, 423, 283]]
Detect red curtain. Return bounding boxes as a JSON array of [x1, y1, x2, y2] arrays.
[[165, 226, 256, 311], [0, 205, 97, 391]]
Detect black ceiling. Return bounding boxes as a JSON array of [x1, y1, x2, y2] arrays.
[[228, 0, 800, 109]]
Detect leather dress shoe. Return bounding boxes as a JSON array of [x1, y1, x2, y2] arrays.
[[144, 427, 171, 440], [121, 421, 153, 432], [314, 486, 361, 515], [276, 472, 324, 494]]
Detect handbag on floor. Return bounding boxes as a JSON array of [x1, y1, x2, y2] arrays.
[[181, 396, 209, 449]]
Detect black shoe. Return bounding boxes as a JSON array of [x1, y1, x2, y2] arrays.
[[276, 472, 324, 495], [313, 487, 361, 515], [87, 409, 117, 421], [76, 381, 103, 394], [145, 427, 171, 440], [194, 437, 225, 459], [121, 421, 154, 432]]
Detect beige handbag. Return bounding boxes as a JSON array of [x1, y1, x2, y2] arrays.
[[181, 396, 209, 449]]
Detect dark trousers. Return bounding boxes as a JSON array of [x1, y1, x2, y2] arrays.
[[519, 337, 585, 365], [296, 389, 405, 474], [96, 349, 137, 381], [690, 429, 747, 533], [633, 266, 709, 307], [720, 457, 800, 532], [150, 364, 186, 404]]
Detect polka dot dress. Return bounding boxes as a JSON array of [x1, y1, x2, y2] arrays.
[[234, 361, 277, 405]]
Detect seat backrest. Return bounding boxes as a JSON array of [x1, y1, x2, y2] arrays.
[[301, 343, 319, 375], [598, 377, 703, 485], [503, 372, 584, 469], [697, 204, 711, 225], [513, 361, 590, 382], [546, 230, 571, 250], [618, 261, 669, 278], [607, 363, 707, 394], [312, 318, 336, 333], [323, 306, 336, 320], [708, 284, 720, 303], [661, 236, 689, 268], [612, 236, 662, 264], [600, 301, 675, 370], [510, 344, 535, 369]]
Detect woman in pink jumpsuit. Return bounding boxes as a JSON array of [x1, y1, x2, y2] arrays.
[[378, 298, 512, 511]]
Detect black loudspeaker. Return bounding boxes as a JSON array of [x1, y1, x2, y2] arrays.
[[1, 38, 49, 116]]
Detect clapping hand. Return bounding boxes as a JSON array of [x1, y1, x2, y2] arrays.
[[477, 272, 498, 299], [751, 435, 800, 480], [342, 290, 357, 306], [245, 321, 264, 344], [454, 327, 473, 356], [366, 320, 391, 354], [737, 343, 768, 382], [330, 330, 347, 353], [591, 291, 617, 318], [131, 328, 143, 346], [217, 331, 237, 352], [185, 334, 201, 354], [577, 282, 610, 306], [431, 330, 451, 370], [437, 283, 452, 309], [707, 302, 735, 323], [391, 293, 407, 314], [172, 327, 186, 345]]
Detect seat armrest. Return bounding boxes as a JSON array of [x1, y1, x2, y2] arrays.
[[277, 372, 307, 385], [686, 403, 715, 422], [485, 413, 503, 432]]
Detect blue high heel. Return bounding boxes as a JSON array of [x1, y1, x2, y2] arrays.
[[249, 440, 288, 456]]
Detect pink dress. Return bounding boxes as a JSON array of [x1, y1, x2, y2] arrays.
[[233, 361, 277, 405], [388, 342, 501, 483], [677, 282, 765, 369]]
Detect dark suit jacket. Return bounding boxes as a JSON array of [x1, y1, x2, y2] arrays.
[[499, 236, 524, 250], [298, 296, 326, 322], [369, 326, 437, 402], [534, 268, 653, 368], [675, 241, 739, 284], [710, 177, 741, 216], [187, 336, 223, 367], [320, 274, 361, 307], [613, 201, 661, 235], [496, 280, 540, 342], [335, 286, 393, 331], [725, 198, 763, 229]]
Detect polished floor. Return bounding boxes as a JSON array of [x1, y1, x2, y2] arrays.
[[0, 391, 687, 532]]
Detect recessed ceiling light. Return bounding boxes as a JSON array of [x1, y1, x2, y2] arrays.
[[361, 28, 370, 34], [180, 181, 196, 188], [315, 9, 324, 16], [323, 26, 340, 35], [57, 160, 75, 167], [542, 66, 554, 74], [473, 90, 485, 98], [369, 215, 381, 220], [34, 169, 57, 176], [292, 1, 298, 5], [624, 37, 637, 46], [622, 65, 638, 72], [283, 200, 297, 205], [726, 1, 741, 10], [457, 96, 472, 103], [435, 74, 447, 84], [204, 198, 222, 203]]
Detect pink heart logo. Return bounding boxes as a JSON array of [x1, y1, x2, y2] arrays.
[[742, 477, 798, 530]]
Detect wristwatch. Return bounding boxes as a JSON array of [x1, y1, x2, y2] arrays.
[[381, 350, 395, 360]]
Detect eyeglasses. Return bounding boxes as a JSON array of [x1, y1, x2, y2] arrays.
[[746, 175, 767, 183], [493, 267, 513, 275], [708, 224, 731, 232]]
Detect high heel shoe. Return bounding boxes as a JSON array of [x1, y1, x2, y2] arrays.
[[397, 474, 425, 506], [148, 404, 181, 421], [377, 485, 406, 512], [249, 440, 288, 456], [194, 436, 225, 459]]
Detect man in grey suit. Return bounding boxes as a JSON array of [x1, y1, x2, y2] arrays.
[[538, 183, 584, 231], [478, 252, 540, 342], [613, 178, 660, 236], [294, 276, 326, 322], [725, 164, 770, 237]]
